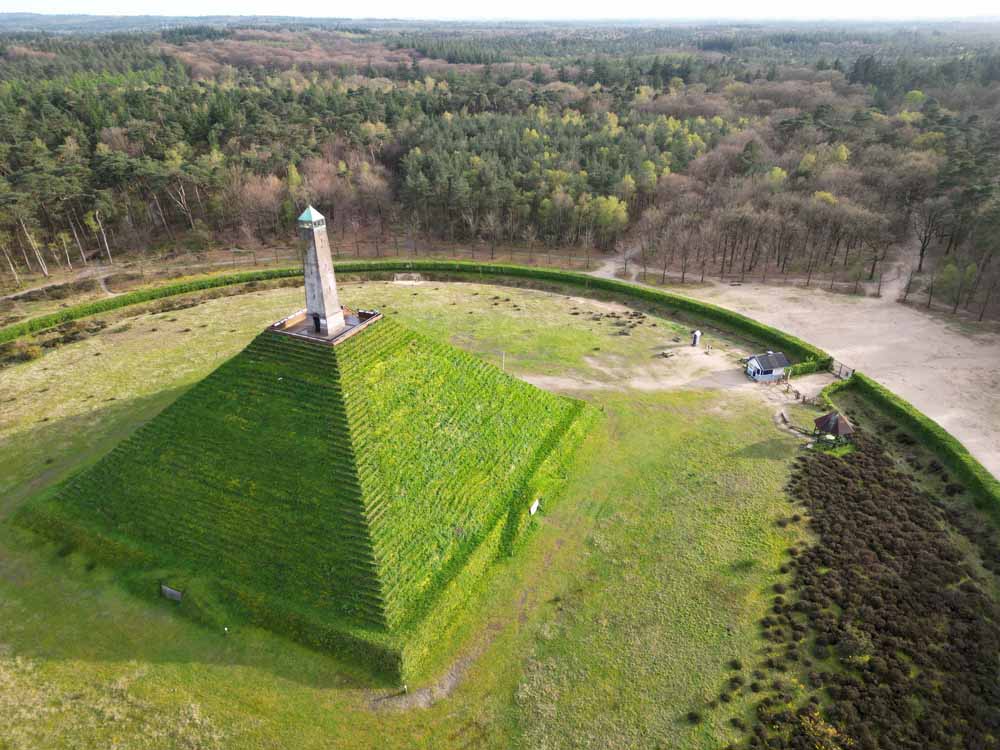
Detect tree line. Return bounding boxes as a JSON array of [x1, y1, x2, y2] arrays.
[[1, 23, 999, 317]]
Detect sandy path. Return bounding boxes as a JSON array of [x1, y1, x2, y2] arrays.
[[652, 279, 1000, 479], [522, 342, 835, 429], [591, 242, 641, 281]]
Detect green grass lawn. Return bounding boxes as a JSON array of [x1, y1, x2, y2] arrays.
[[0, 280, 806, 749]]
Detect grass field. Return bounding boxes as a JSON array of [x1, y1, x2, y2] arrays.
[[0, 280, 806, 749]]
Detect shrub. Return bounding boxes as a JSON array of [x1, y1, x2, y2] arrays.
[[771, 434, 1000, 749], [5, 340, 43, 362]]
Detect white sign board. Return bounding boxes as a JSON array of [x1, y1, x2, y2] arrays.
[[160, 584, 183, 602], [529, 499, 540, 516]]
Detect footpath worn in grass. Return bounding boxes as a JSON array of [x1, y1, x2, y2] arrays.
[[1, 282, 804, 749], [17, 314, 586, 682]]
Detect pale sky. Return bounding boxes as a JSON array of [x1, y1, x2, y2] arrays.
[[9, 0, 1000, 22]]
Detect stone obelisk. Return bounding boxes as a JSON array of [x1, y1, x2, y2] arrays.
[[298, 205, 345, 336]]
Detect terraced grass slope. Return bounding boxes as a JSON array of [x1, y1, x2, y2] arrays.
[[19, 317, 587, 679]]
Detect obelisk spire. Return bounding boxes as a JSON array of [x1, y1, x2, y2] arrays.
[[298, 205, 345, 336]]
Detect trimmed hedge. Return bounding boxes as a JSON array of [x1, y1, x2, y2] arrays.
[[787, 360, 828, 377], [13, 257, 1000, 681], [824, 373, 1000, 513], [34, 259, 997, 476], [0, 267, 301, 344], [2, 261, 829, 370], [11, 260, 997, 502], [335, 261, 830, 368]]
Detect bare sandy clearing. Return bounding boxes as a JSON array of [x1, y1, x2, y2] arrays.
[[522, 345, 742, 392], [523, 339, 835, 416], [659, 279, 1000, 478]]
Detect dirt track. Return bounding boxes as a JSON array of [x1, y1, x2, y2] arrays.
[[658, 278, 1000, 479]]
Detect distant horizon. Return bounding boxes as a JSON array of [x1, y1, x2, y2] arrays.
[[4, 9, 1000, 24]]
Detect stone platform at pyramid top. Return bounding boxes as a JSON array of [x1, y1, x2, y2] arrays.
[[268, 306, 381, 345]]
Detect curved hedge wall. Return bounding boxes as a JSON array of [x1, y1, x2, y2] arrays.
[[0, 260, 829, 368], [4, 259, 996, 510], [386, 261, 831, 369]]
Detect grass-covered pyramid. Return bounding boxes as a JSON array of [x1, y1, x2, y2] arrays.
[[20, 317, 589, 680]]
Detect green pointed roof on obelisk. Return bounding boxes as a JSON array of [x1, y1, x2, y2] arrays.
[[298, 205, 324, 223]]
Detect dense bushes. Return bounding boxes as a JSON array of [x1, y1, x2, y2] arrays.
[[826, 373, 1000, 515], [0, 339, 43, 365], [785, 360, 826, 377], [763, 435, 1000, 749]]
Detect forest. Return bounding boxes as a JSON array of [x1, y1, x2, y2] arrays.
[[1, 20, 1000, 317]]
